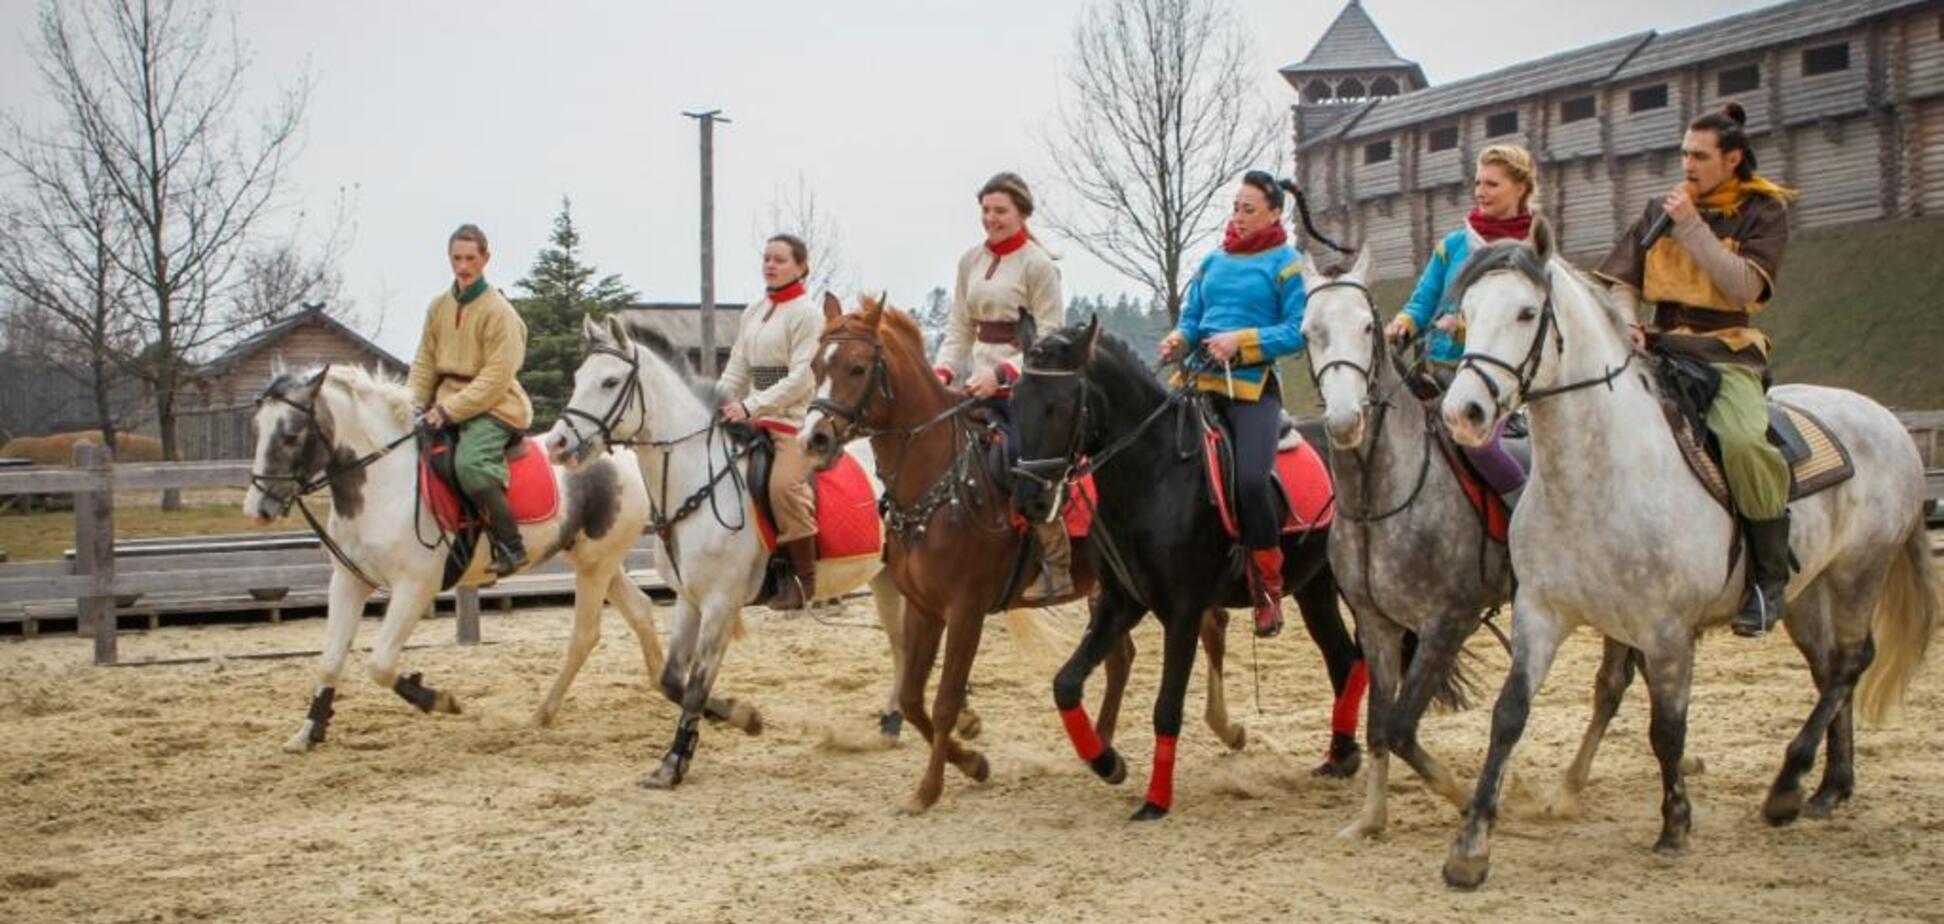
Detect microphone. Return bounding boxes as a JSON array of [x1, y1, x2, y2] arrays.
[[1640, 208, 1674, 249]]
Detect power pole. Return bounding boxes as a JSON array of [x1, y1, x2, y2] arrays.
[[683, 109, 730, 377]]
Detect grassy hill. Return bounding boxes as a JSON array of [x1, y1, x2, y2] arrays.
[[1282, 216, 1944, 414]]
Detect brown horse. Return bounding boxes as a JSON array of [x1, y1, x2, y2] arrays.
[[801, 296, 1253, 813]]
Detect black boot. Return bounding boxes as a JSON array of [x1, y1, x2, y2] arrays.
[[768, 536, 818, 610], [474, 486, 528, 577], [1732, 515, 1790, 638]]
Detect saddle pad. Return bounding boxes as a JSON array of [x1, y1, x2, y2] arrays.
[[754, 452, 889, 562], [1670, 401, 1855, 512], [1005, 474, 1097, 539], [1203, 425, 1335, 539], [421, 438, 561, 533], [1430, 422, 1512, 545]]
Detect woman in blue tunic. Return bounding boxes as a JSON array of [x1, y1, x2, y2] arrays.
[[1157, 170, 1308, 638]]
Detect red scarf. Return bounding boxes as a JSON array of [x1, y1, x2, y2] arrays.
[[1467, 208, 1532, 243], [1221, 220, 1287, 254], [985, 228, 1030, 256], [763, 279, 805, 320]]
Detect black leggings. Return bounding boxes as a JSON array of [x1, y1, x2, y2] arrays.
[[1217, 387, 1283, 550]]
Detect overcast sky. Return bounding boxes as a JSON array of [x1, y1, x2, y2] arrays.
[[0, 0, 1774, 360]]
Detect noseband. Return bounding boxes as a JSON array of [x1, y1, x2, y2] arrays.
[[557, 343, 648, 452], [1451, 268, 1633, 414], [807, 334, 893, 444]]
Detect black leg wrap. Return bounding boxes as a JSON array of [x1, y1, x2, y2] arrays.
[[305, 688, 336, 743], [393, 672, 438, 713], [671, 718, 701, 760]]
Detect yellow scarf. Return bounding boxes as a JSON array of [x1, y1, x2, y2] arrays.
[[1696, 175, 1797, 218]]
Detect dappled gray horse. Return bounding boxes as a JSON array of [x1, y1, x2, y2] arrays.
[[1436, 224, 1937, 889]]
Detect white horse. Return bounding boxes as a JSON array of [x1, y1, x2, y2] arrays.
[[1435, 224, 1938, 889], [544, 314, 908, 790], [243, 363, 691, 753]]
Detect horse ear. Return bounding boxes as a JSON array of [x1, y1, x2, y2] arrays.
[[271, 353, 287, 378], [1081, 314, 1101, 364], [583, 315, 607, 345], [605, 314, 633, 346], [822, 291, 842, 322], [305, 364, 330, 398], [1531, 215, 1556, 262], [859, 292, 884, 328], [1349, 249, 1373, 283], [1014, 306, 1036, 352]]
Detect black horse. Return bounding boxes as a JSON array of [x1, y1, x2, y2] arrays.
[[1011, 313, 1364, 820]]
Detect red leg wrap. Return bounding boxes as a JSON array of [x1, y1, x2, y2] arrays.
[[1332, 659, 1369, 736], [1059, 705, 1104, 762], [1144, 735, 1179, 811]]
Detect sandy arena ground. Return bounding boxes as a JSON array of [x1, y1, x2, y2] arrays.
[[1, 594, 1940, 924]]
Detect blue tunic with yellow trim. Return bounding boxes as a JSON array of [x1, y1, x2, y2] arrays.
[[1174, 244, 1308, 401]]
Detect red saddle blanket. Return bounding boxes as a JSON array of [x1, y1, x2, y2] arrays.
[[1006, 474, 1097, 539], [421, 439, 561, 532], [1430, 424, 1511, 545], [756, 452, 886, 562], [1202, 427, 1335, 540]]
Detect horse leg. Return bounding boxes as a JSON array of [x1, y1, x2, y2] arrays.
[[869, 572, 908, 740], [1293, 570, 1364, 777], [1639, 641, 1696, 854], [535, 568, 608, 727], [642, 597, 742, 790], [1199, 609, 1245, 751], [284, 569, 373, 753], [1768, 586, 1875, 826], [1549, 637, 1638, 819], [1339, 617, 1406, 840], [606, 572, 667, 686], [1385, 614, 1471, 812], [1096, 632, 1135, 751], [1052, 580, 1144, 786], [364, 579, 457, 715], [1444, 605, 1568, 890], [907, 606, 987, 813], [1130, 609, 1203, 821]]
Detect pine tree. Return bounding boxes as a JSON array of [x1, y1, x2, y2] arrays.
[[513, 197, 637, 429]]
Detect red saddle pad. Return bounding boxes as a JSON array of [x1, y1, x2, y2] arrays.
[[1202, 427, 1335, 539], [420, 439, 561, 532], [1006, 473, 1096, 539], [755, 451, 887, 562]]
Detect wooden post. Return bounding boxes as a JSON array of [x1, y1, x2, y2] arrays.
[[455, 585, 481, 645], [683, 109, 729, 377], [72, 441, 116, 665]]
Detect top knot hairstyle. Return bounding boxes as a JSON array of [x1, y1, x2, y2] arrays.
[[1689, 102, 1756, 180], [978, 172, 1035, 217], [1260, 173, 1355, 255], [1240, 170, 1286, 211]]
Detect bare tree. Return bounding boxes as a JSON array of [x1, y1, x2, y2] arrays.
[[230, 187, 357, 330], [1041, 0, 1278, 321], [759, 172, 849, 297], [28, 0, 312, 506]]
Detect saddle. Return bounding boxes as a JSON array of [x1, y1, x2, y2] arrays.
[[734, 424, 886, 605], [1424, 409, 1528, 545], [1651, 354, 1855, 512], [417, 426, 560, 588], [1195, 400, 1335, 542]]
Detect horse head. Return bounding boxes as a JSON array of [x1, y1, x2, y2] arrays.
[[548, 315, 647, 466], [243, 363, 335, 523], [802, 292, 903, 471], [1010, 311, 1102, 523], [1298, 249, 1385, 450], [1440, 219, 1559, 447]]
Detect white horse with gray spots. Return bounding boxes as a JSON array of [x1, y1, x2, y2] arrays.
[[1435, 222, 1937, 890], [243, 362, 708, 753], [544, 314, 910, 790]]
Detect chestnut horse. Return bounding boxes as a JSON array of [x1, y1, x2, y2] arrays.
[[801, 297, 1255, 813]]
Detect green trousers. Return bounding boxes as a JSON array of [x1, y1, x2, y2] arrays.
[[1705, 364, 1789, 520], [455, 415, 516, 497]]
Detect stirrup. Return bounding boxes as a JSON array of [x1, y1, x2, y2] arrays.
[[1731, 586, 1780, 638]]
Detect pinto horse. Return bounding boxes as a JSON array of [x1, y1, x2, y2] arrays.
[[1007, 315, 1366, 820], [242, 362, 675, 753], [801, 297, 1259, 813], [1438, 226, 1937, 889]]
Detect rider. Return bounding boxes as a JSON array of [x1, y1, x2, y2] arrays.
[[407, 223, 534, 577], [1158, 170, 1308, 638], [719, 234, 823, 610], [1595, 102, 1797, 638], [1385, 144, 1541, 502], [933, 171, 1070, 604]]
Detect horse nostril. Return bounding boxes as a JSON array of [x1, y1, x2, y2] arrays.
[[1463, 402, 1486, 426]]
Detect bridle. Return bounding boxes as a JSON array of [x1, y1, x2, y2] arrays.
[[557, 343, 655, 454], [807, 334, 895, 446], [808, 329, 979, 524], [1303, 279, 1435, 525], [1451, 268, 1631, 417]]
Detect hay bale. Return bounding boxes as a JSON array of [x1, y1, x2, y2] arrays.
[[0, 431, 163, 465]]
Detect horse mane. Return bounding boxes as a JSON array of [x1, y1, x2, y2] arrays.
[[613, 317, 727, 409]]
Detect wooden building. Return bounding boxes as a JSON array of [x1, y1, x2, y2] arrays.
[[611, 302, 747, 374], [1287, 0, 1944, 277], [178, 305, 408, 412]]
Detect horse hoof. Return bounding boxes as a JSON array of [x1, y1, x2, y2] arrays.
[[1544, 791, 1583, 821], [1762, 788, 1803, 827], [1336, 817, 1382, 840], [281, 728, 316, 754], [956, 752, 990, 783], [639, 763, 685, 791], [725, 701, 762, 736], [878, 711, 904, 740], [1442, 851, 1491, 891], [1653, 834, 1687, 856], [1129, 802, 1169, 822], [532, 708, 557, 729], [955, 710, 983, 741], [1681, 756, 1706, 776], [1803, 790, 1848, 820], [1097, 750, 1128, 786], [899, 793, 936, 816], [433, 692, 462, 715], [1222, 724, 1247, 752], [1312, 751, 1360, 779]]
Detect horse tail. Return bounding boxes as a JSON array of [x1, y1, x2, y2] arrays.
[[1403, 629, 1481, 713], [1001, 608, 1071, 675], [1856, 519, 1939, 725]]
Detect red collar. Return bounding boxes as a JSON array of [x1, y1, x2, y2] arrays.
[[1221, 220, 1287, 254], [1467, 208, 1532, 243], [766, 279, 806, 305], [985, 228, 1030, 257]]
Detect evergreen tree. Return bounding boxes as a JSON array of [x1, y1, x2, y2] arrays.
[[513, 197, 637, 429]]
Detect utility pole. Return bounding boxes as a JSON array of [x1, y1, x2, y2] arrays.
[[683, 109, 730, 377]]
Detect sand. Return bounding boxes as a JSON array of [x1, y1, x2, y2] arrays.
[[1, 596, 1940, 924]]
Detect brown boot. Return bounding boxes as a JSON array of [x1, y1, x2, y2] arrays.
[[769, 536, 818, 610], [1020, 520, 1075, 604], [474, 486, 528, 577], [1249, 547, 1285, 638]]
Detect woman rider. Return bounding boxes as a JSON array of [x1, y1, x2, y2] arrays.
[[719, 234, 823, 609], [1384, 144, 1541, 500], [932, 172, 1071, 604], [1157, 170, 1308, 638]]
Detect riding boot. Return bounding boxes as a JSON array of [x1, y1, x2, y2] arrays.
[[1249, 547, 1285, 638], [1020, 520, 1075, 604], [1732, 515, 1791, 638], [474, 486, 528, 577], [769, 536, 819, 611]]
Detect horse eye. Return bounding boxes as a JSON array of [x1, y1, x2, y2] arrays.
[[1517, 306, 1538, 322], [1363, 321, 1375, 335], [849, 364, 866, 376], [602, 377, 620, 388]]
